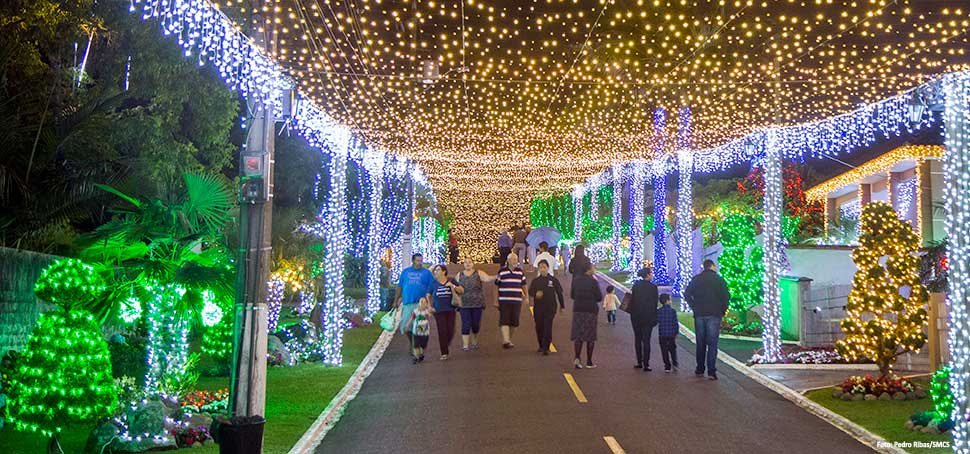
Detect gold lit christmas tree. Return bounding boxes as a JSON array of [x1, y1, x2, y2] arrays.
[[837, 202, 929, 378]]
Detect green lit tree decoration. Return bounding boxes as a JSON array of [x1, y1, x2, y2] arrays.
[[836, 202, 929, 378], [931, 366, 954, 421], [33, 258, 108, 315], [717, 214, 764, 327], [7, 260, 117, 450]]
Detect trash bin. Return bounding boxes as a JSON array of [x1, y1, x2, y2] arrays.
[[213, 415, 265, 454]]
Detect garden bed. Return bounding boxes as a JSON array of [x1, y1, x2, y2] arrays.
[[0, 318, 385, 454], [806, 380, 951, 454]]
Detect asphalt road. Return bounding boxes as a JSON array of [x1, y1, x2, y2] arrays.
[[315, 268, 873, 454]]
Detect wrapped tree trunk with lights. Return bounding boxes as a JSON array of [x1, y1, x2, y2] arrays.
[[836, 201, 929, 378]]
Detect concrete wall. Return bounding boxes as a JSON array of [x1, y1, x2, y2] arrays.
[[0, 248, 59, 352], [786, 246, 856, 286]]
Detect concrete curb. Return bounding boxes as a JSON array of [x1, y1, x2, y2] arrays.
[[288, 307, 400, 454], [596, 273, 905, 454], [751, 363, 879, 371]]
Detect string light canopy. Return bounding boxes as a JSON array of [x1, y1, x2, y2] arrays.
[[204, 0, 970, 256]]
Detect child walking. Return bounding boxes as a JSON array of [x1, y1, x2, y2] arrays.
[[602, 285, 620, 325], [657, 294, 679, 372], [409, 297, 432, 364]]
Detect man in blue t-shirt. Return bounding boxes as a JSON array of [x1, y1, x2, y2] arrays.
[[396, 253, 434, 350]]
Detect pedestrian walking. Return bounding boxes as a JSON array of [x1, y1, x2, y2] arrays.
[[396, 253, 434, 354], [684, 259, 730, 380], [430, 264, 463, 360], [448, 229, 460, 264], [570, 263, 602, 369], [532, 241, 559, 274], [528, 259, 564, 355], [497, 229, 513, 264], [630, 267, 659, 371], [496, 253, 527, 349], [408, 297, 432, 364], [602, 285, 619, 325], [457, 257, 495, 351], [567, 244, 591, 277], [657, 294, 679, 372], [512, 223, 528, 268]]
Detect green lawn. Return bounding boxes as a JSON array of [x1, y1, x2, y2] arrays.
[[0, 315, 385, 454], [806, 384, 952, 454]]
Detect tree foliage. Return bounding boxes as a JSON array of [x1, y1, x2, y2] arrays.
[[0, 0, 240, 253], [836, 202, 929, 378]]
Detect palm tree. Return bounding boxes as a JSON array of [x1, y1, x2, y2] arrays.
[[79, 171, 236, 394]]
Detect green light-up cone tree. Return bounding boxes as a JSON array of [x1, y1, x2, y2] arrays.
[[7, 259, 118, 453], [716, 213, 764, 328], [836, 202, 929, 378]]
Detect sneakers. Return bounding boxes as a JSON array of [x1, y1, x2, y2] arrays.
[[695, 370, 705, 377], [574, 359, 584, 369], [634, 364, 643, 369], [586, 362, 597, 369], [440, 354, 449, 361], [502, 343, 512, 349], [643, 366, 652, 372], [471, 343, 480, 350], [462, 347, 471, 352], [708, 373, 718, 381], [664, 368, 671, 373]]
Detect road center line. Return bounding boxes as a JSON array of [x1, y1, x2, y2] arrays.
[[563, 373, 588, 403], [603, 436, 625, 454]]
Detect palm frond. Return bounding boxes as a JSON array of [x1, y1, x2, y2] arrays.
[[182, 172, 234, 234]]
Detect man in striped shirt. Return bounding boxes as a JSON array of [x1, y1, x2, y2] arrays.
[[496, 253, 527, 349]]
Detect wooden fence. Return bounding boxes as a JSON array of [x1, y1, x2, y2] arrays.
[[800, 281, 944, 372]]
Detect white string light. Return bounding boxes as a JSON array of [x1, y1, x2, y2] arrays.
[[674, 149, 694, 309], [611, 165, 625, 272], [943, 71, 970, 454], [628, 162, 647, 273], [364, 149, 386, 316], [760, 130, 784, 363]]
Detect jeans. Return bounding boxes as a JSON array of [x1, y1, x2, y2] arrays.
[[460, 307, 483, 335], [434, 311, 456, 355], [632, 322, 654, 366], [607, 310, 617, 324], [694, 316, 722, 375], [659, 336, 678, 369]]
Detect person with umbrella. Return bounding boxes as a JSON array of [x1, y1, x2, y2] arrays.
[[532, 241, 559, 275]]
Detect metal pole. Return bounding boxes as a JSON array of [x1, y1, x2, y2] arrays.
[[230, 5, 274, 420]]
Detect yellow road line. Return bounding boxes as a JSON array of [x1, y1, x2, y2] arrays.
[[563, 373, 588, 403], [603, 436, 625, 454], [529, 306, 557, 352]]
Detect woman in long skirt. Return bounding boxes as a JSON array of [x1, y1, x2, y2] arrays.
[[570, 263, 603, 369]]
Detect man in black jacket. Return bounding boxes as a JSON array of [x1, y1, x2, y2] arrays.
[[684, 259, 730, 380], [630, 267, 659, 371]]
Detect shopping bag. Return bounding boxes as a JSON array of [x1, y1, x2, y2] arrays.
[[379, 310, 398, 332]]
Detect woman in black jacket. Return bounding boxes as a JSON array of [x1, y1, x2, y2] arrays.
[[630, 267, 659, 371], [570, 262, 603, 369], [568, 244, 592, 277]]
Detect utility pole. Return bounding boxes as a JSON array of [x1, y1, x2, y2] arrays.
[[230, 3, 274, 419]]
